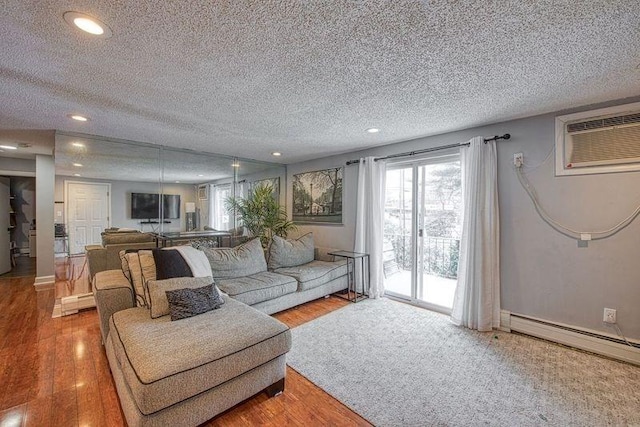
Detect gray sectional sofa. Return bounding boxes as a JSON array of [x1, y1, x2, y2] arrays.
[[92, 234, 348, 427]]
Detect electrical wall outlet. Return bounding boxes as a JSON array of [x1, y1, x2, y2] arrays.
[[603, 308, 617, 324], [513, 153, 523, 167]]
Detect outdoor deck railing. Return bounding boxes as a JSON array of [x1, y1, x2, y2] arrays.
[[384, 234, 460, 279]]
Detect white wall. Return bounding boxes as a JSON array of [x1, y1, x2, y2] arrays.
[[287, 96, 640, 340], [54, 176, 197, 233]]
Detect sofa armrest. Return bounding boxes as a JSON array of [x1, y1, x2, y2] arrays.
[[93, 270, 135, 344], [86, 245, 108, 279], [314, 246, 345, 262]]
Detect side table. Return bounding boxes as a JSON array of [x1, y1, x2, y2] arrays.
[[328, 250, 369, 303]]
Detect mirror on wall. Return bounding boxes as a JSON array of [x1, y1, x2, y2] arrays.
[[55, 133, 162, 254], [54, 132, 286, 252]]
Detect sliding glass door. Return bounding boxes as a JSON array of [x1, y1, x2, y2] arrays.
[[383, 155, 462, 312]]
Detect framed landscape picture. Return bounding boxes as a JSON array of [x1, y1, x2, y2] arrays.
[[292, 167, 343, 224]]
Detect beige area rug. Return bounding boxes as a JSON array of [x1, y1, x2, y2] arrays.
[[288, 298, 640, 426]]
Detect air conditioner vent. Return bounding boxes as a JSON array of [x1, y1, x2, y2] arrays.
[[566, 112, 640, 133], [555, 102, 640, 176], [570, 127, 640, 165]]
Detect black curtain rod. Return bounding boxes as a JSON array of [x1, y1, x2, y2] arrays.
[[345, 134, 510, 165]]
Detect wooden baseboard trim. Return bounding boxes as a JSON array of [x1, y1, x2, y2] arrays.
[[33, 275, 55, 290]]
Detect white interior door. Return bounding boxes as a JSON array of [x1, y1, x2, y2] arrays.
[[66, 182, 110, 255], [0, 177, 11, 274]]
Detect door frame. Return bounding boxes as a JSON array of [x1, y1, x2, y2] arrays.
[[384, 152, 460, 315], [64, 180, 112, 254]]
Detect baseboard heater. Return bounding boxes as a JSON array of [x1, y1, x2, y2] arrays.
[[52, 293, 96, 318], [501, 311, 640, 366]]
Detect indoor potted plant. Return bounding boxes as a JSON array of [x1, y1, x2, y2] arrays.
[[226, 183, 296, 248]]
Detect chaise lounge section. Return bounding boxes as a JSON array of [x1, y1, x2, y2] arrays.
[[105, 294, 290, 427], [92, 234, 348, 427]]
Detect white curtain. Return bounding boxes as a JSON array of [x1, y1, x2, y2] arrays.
[[355, 156, 386, 298], [451, 137, 500, 331]]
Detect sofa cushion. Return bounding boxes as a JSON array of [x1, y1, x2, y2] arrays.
[[267, 233, 314, 270], [216, 272, 297, 306], [94, 268, 131, 289], [109, 298, 291, 415], [202, 238, 267, 279], [147, 276, 215, 319], [274, 259, 348, 291], [166, 283, 224, 321]]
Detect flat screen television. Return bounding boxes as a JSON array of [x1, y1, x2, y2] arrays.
[[131, 193, 181, 219]]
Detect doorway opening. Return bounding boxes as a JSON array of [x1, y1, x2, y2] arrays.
[[383, 155, 462, 312]]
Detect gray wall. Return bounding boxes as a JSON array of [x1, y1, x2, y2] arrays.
[[287, 97, 640, 340], [54, 177, 197, 233], [36, 155, 55, 280]]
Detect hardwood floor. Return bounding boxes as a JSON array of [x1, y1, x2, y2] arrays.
[[0, 256, 36, 279], [0, 275, 371, 426]]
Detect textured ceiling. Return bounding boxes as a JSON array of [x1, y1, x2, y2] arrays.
[[1, 1, 640, 163]]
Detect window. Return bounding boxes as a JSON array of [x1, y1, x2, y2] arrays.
[[209, 184, 231, 230]]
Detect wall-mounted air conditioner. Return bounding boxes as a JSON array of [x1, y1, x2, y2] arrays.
[[555, 102, 640, 176]]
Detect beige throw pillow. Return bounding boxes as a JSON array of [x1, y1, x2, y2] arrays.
[[124, 250, 156, 307], [267, 233, 314, 270], [119, 250, 131, 282]]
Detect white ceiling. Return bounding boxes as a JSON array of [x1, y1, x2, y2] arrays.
[[1, 1, 639, 164]]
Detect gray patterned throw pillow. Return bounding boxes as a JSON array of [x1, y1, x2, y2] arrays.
[[147, 276, 215, 318], [165, 283, 224, 321]]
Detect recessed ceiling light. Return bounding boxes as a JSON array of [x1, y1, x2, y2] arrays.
[[272, 152, 282, 157], [63, 12, 112, 38], [68, 114, 90, 122], [73, 173, 81, 177], [0, 145, 17, 150], [232, 162, 240, 168], [366, 128, 380, 134], [198, 174, 204, 177], [73, 163, 83, 167], [175, 181, 180, 183], [72, 142, 85, 148]]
